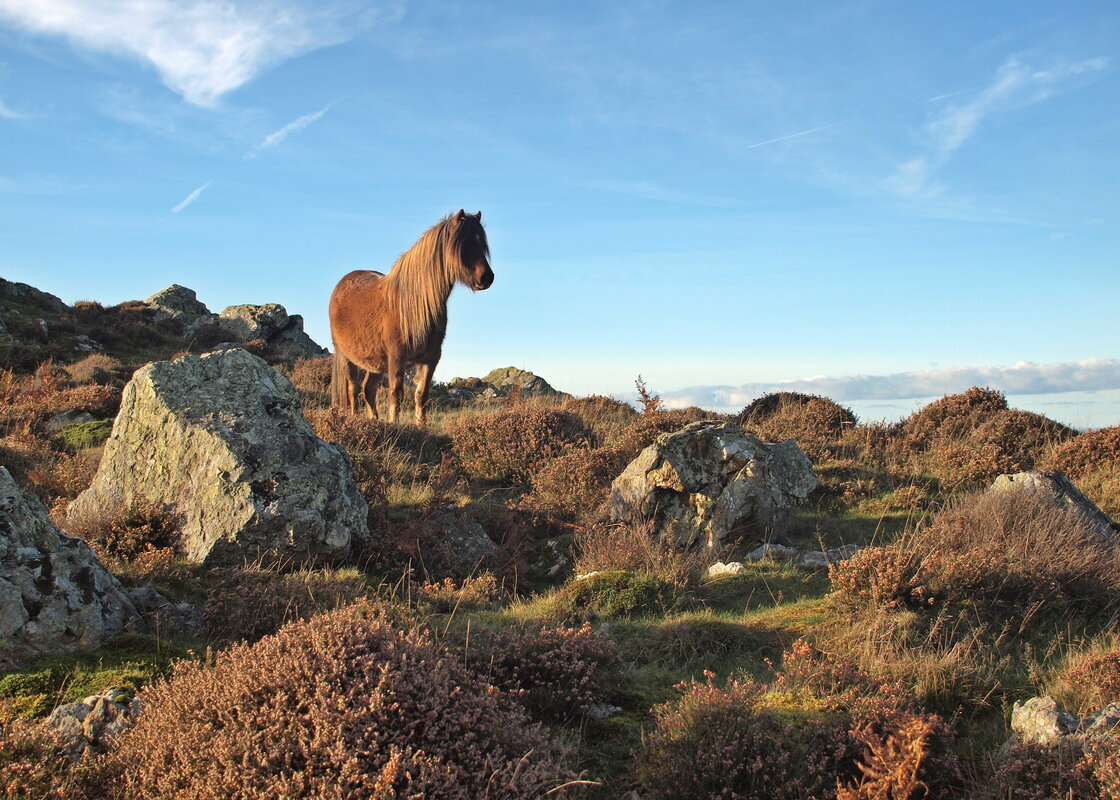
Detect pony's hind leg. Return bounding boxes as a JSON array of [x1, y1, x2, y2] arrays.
[[413, 363, 435, 428], [385, 357, 405, 425], [346, 362, 366, 416], [360, 371, 380, 420]]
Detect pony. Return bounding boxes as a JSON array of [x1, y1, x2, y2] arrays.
[[329, 210, 493, 427]]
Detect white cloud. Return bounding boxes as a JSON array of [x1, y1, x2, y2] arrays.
[[246, 104, 329, 157], [170, 179, 211, 213], [659, 359, 1120, 409], [0, 0, 358, 106], [0, 94, 22, 118], [887, 55, 1111, 195]]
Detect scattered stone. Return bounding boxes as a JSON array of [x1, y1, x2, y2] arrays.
[[46, 409, 97, 432], [418, 506, 498, 579], [43, 687, 141, 760], [991, 470, 1118, 540], [1009, 696, 1120, 749], [575, 571, 602, 581], [587, 703, 623, 719], [798, 543, 862, 570], [707, 561, 745, 577], [609, 421, 818, 549], [72, 334, 104, 352], [0, 468, 137, 667], [216, 304, 327, 359], [745, 543, 798, 563], [127, 585, 203, 636], [67, 349, 367, 567]]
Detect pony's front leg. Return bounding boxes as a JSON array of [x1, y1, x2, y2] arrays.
[[413, 363, 434, 428], [385, 359, 404, 425]]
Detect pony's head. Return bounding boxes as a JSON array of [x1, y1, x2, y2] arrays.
[[448, 209, 493, 291]]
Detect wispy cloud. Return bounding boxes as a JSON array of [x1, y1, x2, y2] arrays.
[[171, 180, 211, 213], [658, 359, 1120, 409], [0, 94, 22, 118], [741, 122, 842, 151], [886, 55, 1110, 196], [245, 104, 331, 158], [0, 0, 358, 106]]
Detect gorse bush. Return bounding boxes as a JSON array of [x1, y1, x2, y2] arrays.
[[637, 640, 957, 800], [451, 407, 593, 486], [103, 602, 582, 800]]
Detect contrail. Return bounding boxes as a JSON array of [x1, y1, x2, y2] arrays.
[[171, 180, 212, 213], [742, 122, 841, 150]]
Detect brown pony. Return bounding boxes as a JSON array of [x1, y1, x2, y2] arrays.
[[329, 210, 493, 427]]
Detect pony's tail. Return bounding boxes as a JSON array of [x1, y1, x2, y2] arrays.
[[330, 350, 350, 411]]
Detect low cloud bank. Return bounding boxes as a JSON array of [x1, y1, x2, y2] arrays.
[[660, 359, 1120, 411]]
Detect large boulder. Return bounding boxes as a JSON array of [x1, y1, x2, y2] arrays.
[[67, 349, 367, 567], [145, 284, 212, 326], [609, 421, 818, 549], [481, 366, 559, 397], [991, 470, 1118, 540], [0, 468, 136, 667], [217, 304, 327, 359], [1009, 696, 1120, 749]]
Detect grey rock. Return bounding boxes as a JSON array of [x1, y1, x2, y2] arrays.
[[745, 543, 797, 562], [799, 543, 862, 570], [422, 507, 497, 578], [0, 278, 68, 314], [46, 410, 97, 431], [1008, 696, 1120, 752], [43, 687, 139, 760], [991, 470, 1118, 540], [609, 421, 818, 549], [0, 468, 136, 667], [67, 349, 367, 567], [481, 366, 559, 397], [216, 304, 327, 359], [145, 284, 212, 323], [127, 585, 204, 635], [72, 334, 104, 352]]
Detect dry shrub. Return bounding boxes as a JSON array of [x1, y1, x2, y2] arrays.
[[450, 407, 593, 486], [202, 566, 377, 644], [829, 488, 1120, 616], [103, 601, 580, 800], [1046, 639, 1120, 716], [64, 496, 179, 563], [988, 741, 1099, 800], [523, 446, 631, 522], [901, 386, 1008, 448], [608, 407, 716, 460], [64, 353, 131, 386], [637, 639, 957, 800], [417, 573, 503, 613], [1045, 426, 1120, 517], [736, 392, 857, 461], [287, 356, 332, 410], [461, 622, 620, 722], [573, 521, 705, 585], [0, 710, 86, 799], [560, 394, 637, 444]]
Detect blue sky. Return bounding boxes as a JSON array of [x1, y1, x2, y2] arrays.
[[1, 1, 1117, 426]]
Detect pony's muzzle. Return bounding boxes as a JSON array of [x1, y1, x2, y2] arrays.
[[474, 269, 494, 291]]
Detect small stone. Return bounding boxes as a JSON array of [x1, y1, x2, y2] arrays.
[[707, 561, 745, 577], [1010, 696, 1081, 747], [745, 543, 797, 563]]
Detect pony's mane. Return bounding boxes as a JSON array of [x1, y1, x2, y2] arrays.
[[383, 213, 485, 350]]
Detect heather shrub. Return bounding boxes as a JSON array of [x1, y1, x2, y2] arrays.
[[202, 566, 377, 644], [461, 622, 620, 722], [0, 710, 86, 799], [987, 741, 1099, 800], [608, 407, 717, 460], [1046, 640, 1120, 716], [64, 353, 131, 386], [573, 522, 705, 585], [450, 407, 593, 486], [736, 392, 857, 461], [103, 602, 580, 799], [546, 570, 690, 620], [901, 386, 1008, 448], [637, 640, 957, 800], [1045, 426, 1120, 517], [523, 446, 631, 522], [417, 573, 503, 613], [560, 394, 638, 444], [829, 488, 1120, 616]]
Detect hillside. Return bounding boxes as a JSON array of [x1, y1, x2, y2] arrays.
[[2, 279, 1120, 799]]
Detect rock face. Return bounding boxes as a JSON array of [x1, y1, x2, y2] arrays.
[[67, 349, 367, 567], [0, 277, 68, 314], [0, 468, 136, 666], [991, 470, 1118, 540], [217, 304, 327, 360], [610, 421, 818, 550]]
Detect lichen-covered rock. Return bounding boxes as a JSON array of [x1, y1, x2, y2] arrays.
[[1009, 696, 1120, 748], [0, 468, 136, 667], [991, 470, 1118, 540], [0, 277, 68, 314], [43, 686, 141, 760], [67, 349, 367, 567], [420, 506, 497, 578], [481, 366, 559, 397], [145, 284, 212, 324], [609, 421, 817, 549]]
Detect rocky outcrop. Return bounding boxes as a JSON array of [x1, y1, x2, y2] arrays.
[[991, 470, 1118, 540], [0, 277, 68, 315], [610, 421, 817, 550], [1009, 696, 1120, 749], [145, 284, 212, 326], [0, 468, 136, 667], [43, 686, 142, 760], [418, 506, 498, 579], [67, 349, 367, 567], [481, 366, 559, 397], [217, 304, 327, 359]]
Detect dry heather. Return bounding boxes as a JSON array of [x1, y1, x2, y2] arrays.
[[736, 392, 857, 461], [450, 406, 593, 486], [100, 602, 582, 800]]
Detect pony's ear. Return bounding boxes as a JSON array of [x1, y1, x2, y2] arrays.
[[455, 209, 466, 223], [475, 211, 482, 221]]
